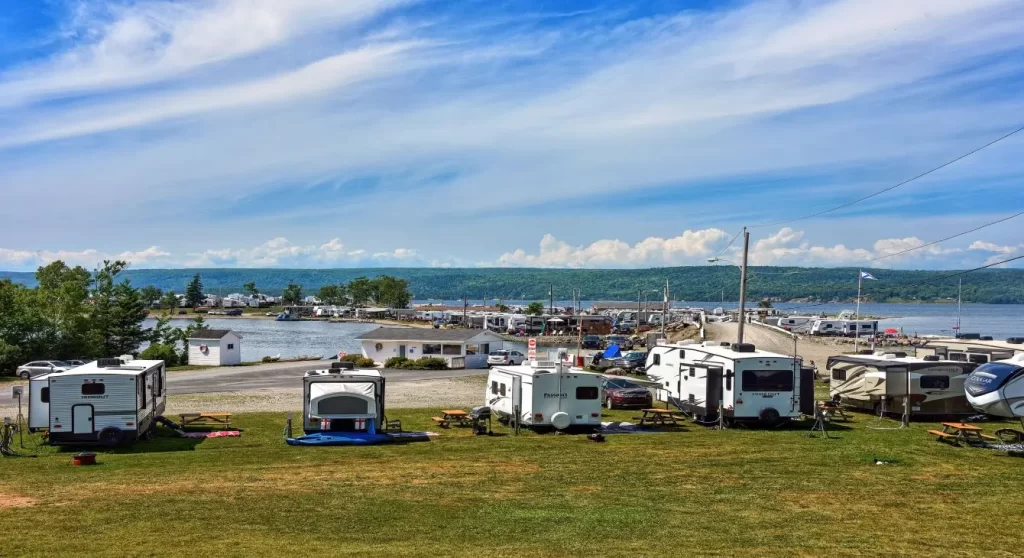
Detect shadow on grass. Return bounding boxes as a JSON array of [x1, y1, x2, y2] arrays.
[[55, 426, 208, 454]]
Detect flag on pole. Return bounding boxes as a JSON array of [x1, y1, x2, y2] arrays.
[[860, 271, 877, 280]]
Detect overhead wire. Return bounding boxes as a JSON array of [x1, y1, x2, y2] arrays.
[[748, 124, 1024, 229], [865, 210, 1024, 263]]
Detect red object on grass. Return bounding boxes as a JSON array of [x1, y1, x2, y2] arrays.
[[884, 328, 899, 334], [73, 452, 97, 466]]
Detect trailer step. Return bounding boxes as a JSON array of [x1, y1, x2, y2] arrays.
[[155, 416, 186, 436]]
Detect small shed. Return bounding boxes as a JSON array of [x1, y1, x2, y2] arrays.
[[187, 329, 242, 366], [356, 327, 505, 369]]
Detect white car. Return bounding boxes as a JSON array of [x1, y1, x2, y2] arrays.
[[488, 350, 527, 367], [15, 360, 73, 379]]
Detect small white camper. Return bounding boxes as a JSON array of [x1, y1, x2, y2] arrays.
[[485, 362, 603, 430], [43, 358, 167, 446], [810, 319, 843, 336], [28, 372, 57, 432], [301, 365, 386, 435], [645, 341, 813, 424]]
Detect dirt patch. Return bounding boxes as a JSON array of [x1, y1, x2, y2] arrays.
[[0, 492, 36, 508]]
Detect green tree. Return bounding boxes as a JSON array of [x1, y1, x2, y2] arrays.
[[185, 273, 204, 307], [34, 261, 93, 359], [374, 275, 411, 308], [281, 282, 303, 305], [92, 260, 149, 357], [140, 285, 163, 307], [244, 281, 259, 296], [317, 284, 347, 305], [757, 299, 773, 309], [526, 301, 545, 316], [160, 290, 180, 312], [496, 303, 510, 313], [0, 279, 38, 375], [347, 276, 373, 306]]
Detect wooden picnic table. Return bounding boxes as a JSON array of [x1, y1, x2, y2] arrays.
[[179, 413, 231, 430], [818, 403, 849, 421], [431, 410, 473, 428], [634, 408, 686, 428], [929, 422, 996, 445]]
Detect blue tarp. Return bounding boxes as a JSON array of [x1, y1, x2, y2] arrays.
[[286, 432, 392, 446], [602, 344, 621, 359]]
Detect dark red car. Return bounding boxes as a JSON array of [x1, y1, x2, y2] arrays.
[[601, 378, 653, 409]]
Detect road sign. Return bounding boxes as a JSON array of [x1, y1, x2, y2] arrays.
[[528, 338, 537, 361], [338, 351, 347, 359]]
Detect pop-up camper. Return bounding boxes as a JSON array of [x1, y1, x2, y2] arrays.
[[645, 341, 813, 424], [485, 361, 603, 430], [43, 358, 166, 446], [285, 363, 393, 445]]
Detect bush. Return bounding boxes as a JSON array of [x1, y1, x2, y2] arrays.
[[395, 357, 448, 370], [139, 343, 179, 367], [384, 356, 409, 368], [355, 357, 376, 368], [340, 354, 364, 363]]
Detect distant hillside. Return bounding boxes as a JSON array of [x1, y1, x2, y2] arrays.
[[3, 266, 1023, 304]]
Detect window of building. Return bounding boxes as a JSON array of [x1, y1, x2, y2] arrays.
[[741, 370, 794, 392], [442, 345, 462, 356], [41, 387, 49, 403], [227, 343, 234, 350], [920, 375, 950, 390], [81, 383, 105, 395], [576, 386, 599, 400], [423, 344, 442, 355]]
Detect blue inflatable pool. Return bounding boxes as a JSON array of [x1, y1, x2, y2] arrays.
[[286, 432, 393, 446]]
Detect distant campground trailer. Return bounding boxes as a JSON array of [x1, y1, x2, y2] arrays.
[[485, 363, 604, 430]]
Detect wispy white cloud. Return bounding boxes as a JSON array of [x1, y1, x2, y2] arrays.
[[499, 229, 730, 268], [969, 240, 1024, 266], [1, 0, 1023, 266], [0, 246, 170, 269]]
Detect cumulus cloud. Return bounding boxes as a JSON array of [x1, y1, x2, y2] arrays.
[[969, 240, 1023, 265], [181, 238, 422, 267], [746, 228, 966, 266], [372, 248, 418, 261], [498, 229, 730, 268], [0, 246, 170, 269]]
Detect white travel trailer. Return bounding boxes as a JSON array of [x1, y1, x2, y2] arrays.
[[917, 339, 1021, 365], [28, 372, 57, 432], [841, 320, 879, 338], [964, 353, 1024, 419], [485, 362, 603, 430], [645, 341, 814, 424], [43, 358, 167, 446], [826, 353, 977, 416], [810, 319, 844, 336]]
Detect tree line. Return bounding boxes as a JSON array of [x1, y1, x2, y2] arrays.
[[314, 275, 411, 308]]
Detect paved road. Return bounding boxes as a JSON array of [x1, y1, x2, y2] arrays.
[[0, 361, 486, 408]]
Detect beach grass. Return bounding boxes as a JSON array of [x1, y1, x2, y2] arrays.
[[2, 407, 1022, 556]]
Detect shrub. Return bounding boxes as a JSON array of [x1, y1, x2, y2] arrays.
[[340, 354, 364, 363], [139, 343, 179, 367], [384, 356, 409, 368], [395, 357, 449, 370], [355, 357, 376, 368]]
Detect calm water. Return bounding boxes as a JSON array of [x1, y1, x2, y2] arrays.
[[145, 303, 1022, 360], [143, 318, 378, 361]]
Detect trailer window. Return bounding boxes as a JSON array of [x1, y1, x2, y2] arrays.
[[575, 386, 599, 400], [742, 370, 793, 392], [41, 387, 49, 403], [832, 369, 847, 381], [491, 381, 498, 395], [500, 383, 507, 396], [652, 353, 660, 365], [948, 352, 967, 362], [725, 371, 732, 391], [968, 354, 989, 364], [139, 376, 147, 408], [920, 375, 950, 390], [81, 383, 105, 395]]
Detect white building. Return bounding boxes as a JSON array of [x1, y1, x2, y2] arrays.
[[187, 329, 242, 366], [356, 327, 506, 369]]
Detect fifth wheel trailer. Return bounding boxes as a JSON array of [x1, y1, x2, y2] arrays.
[[645, 341, 813, 425]]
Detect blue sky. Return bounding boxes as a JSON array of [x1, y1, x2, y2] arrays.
[[1, 0, 1023, 270]]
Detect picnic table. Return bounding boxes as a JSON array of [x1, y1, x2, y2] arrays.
[[431, 410, 473, 429], [929, 422, 997, 445], [179, 413, 232, 430], [634, 408, 686, 428], [817, 403, 849, 421]]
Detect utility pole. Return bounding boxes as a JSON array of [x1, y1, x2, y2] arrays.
[[462, 295, 468, 328], [737, 227, 750, 345], [636, 288, 642, 336], [549, 284, 554, 316], [576, 289, 583, 364]]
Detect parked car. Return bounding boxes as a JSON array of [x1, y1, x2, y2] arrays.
[[15, 360, 73, 379], [611, 351, 648, 373], [488, 350, 527, 367], [601, 378, 653, 409], [64, 360, 88, 367], [226, 308, 243, 316], [582, 335, 603, 350], [606, 335, 631, 350]]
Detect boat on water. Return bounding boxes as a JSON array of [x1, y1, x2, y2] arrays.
[[275, 312, 299, 322]]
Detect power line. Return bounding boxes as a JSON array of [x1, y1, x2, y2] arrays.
[[750, 124, 1024, 229], [866, 210, 1024, 263], [713, 229, 743, 259]]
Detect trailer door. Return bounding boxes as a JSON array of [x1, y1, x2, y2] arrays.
[[72, 404, 94, 434]]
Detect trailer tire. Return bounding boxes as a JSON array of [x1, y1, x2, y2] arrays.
[[758, 407, 781, 425], [20, 370, 30, 379], [98, 427, 124, 448], [605, 398, 614, 410]]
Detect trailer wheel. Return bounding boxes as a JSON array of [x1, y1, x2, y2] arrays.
[[98, 427, 124, 448], [605, 398, 614, 410], [20, 370, 30, 379]]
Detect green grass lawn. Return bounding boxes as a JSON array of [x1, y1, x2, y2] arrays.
[[2, 405, 1023, 556]]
